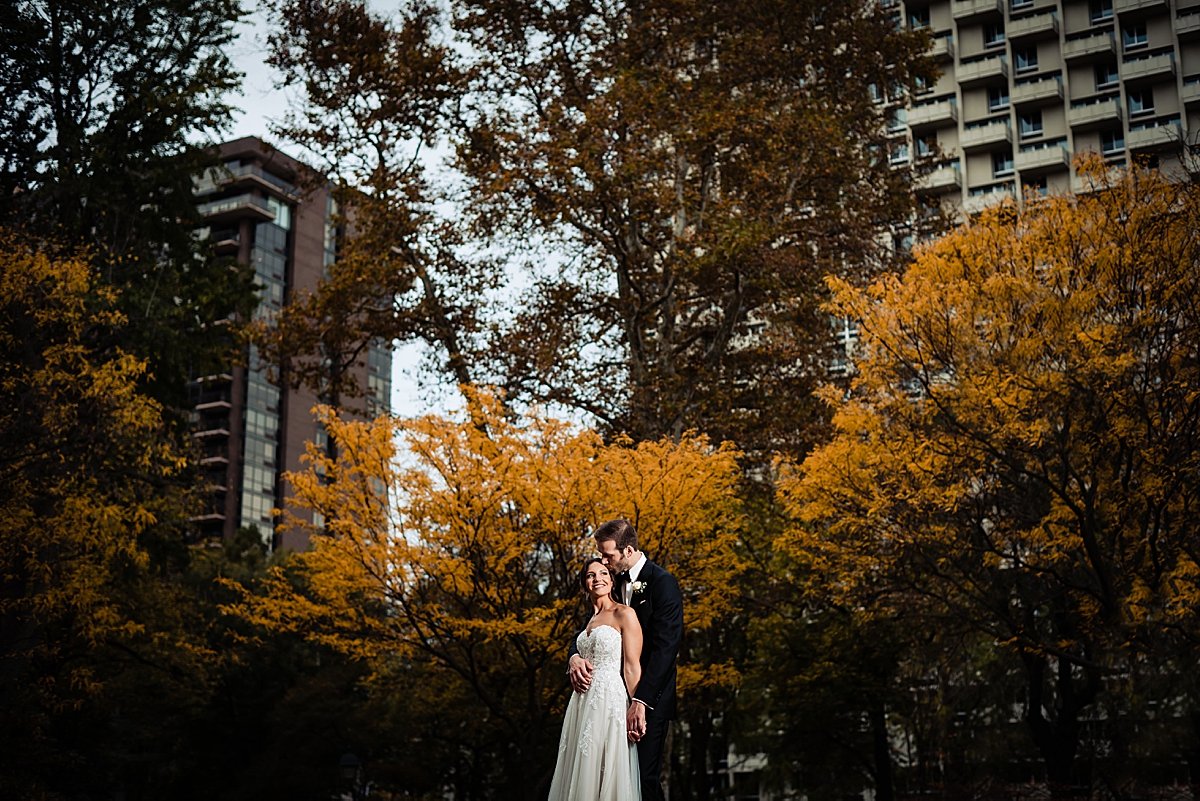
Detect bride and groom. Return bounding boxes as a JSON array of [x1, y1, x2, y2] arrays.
[[548, 519, 684, 801]]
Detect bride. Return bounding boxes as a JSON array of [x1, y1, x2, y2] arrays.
[[547, 558, 644, 801]]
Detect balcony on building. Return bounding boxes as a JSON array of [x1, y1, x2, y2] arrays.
[[1183, 77, 1200, 107], [909, 98, 959, 130], [203, 480, 230, 494], [194, 162, 297, 199], [1009, 0, 1058, 12], [952, 0, 1003, 20], [192, 426, 232, 440], [1121, 52, 1175, 83], [1067, 96, 1122, 129], [1016, 142, 1069, 173], [916, 161, 963, 192], [212, 234, 240, 256], [1114, 0, 1166, 12], [1012, 76, 1063, 106], [1063, 32, 1116, 62], [961, 119, 1012, 151], [929, 33, 956, 61], [957, 55, 1009, 86], [1072, 163, 1127, 193], [1179, 13, 1200, 39], [196, 193, 276, 225], [1127, 121, 1183, 151], [963, 183, 1016, 214], [1007, 11, 1059, 41]]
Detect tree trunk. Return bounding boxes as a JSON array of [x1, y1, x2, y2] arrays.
[[1022, 652, 1099, 799], [869, 699, 895, 801]]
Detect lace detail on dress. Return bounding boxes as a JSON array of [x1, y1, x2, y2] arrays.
[[577, 625, 627, 721], [579, 718, 594, 757]]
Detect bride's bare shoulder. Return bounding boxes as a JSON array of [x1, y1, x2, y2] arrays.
[[613, 604, 640, 629]]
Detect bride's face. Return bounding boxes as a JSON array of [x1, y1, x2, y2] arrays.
[[583, 563, 613, 599]]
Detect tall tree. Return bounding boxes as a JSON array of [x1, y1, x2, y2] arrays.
[[454, 0, 933, 456], [261, 0, 934, 458], [0, 0, 253, 407], [779, 158, 1200, 795], [0, 231, 216, 798], [225, 390, 745, 800]]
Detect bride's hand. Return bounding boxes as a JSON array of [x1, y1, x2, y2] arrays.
[[626, 700, 647, 743], [568, 654, 593, 693]]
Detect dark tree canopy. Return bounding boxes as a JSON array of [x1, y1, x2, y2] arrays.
[[0, 0, 253, 406], [455, 0, 934, 455], [262, 0, 935, 459]]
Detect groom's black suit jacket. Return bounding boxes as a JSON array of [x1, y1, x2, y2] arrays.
[[571, 559, 684, 719], [627, 559, 683, 719]]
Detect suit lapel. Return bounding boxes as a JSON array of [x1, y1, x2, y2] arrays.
[[631, 560, 656, 614]]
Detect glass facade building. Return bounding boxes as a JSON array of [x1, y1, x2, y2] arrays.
[[190, 137, 392, 551]]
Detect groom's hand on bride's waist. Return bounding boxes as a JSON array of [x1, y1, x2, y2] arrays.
[[568, 654, 593, 693]]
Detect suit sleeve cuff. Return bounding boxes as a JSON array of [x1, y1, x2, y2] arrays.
[[631, 698, 652, 710]]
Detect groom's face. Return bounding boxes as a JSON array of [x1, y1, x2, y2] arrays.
[[596, 538, 634, 573]]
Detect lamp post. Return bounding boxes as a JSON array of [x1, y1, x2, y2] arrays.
[[338, 752, 367, 801]]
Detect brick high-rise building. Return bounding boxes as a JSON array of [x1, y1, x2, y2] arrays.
[[190, 136, 391, 551]]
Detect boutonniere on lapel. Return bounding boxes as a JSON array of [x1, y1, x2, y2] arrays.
[[630, 580, 648, 598]]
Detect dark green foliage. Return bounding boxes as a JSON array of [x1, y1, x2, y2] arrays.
[[0, 0, 255, 408]]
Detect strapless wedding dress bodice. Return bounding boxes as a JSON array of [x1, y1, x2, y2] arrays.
[[576, 625, 628, 715], [547, 625, 641, 801]]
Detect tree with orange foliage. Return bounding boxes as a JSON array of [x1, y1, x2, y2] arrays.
[[226, 391, 743, 799], [779, 159, 1200, 795], [0, 231, 214, 796]]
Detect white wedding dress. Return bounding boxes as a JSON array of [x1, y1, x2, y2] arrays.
[[547, 624, 641, 801]]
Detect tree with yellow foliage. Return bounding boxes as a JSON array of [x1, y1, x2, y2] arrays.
[[227, 391, 744, 799], [780, 159, 1200, 794], [0, 231, 208, 795]]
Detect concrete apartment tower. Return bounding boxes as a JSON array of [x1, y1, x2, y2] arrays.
[[888, 0, 1199, 213], [190, 136, 392, 552]]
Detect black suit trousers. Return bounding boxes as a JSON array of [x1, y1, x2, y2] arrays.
[[637, 707, 670, 801]]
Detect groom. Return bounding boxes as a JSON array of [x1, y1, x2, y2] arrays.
[[569, 519, 683, 801]]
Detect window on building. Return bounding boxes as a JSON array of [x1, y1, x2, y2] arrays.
[[1018, 110, 1043, 139], [988, 85, 1010, 111], [984, 22, 1005, 48], [1024, 175, 1048, 197], [266, 196, 292, 230], [908, 5, 930, 29], [1015, 47, 1038, 74], [916, 133, 938, 159], [889, 143, 910, 164], [1101, 129, 1125, 154], [1089, 0, 1113, 24], [869, 83, 884, 104], [993, 150, 1015, 178], [1094, 62, 1119, 90], [1122, 22, 1148, 50], [1128, 89, 1153, 117], [1011, 0, 1032, 8], [914, 74, 933, 95]]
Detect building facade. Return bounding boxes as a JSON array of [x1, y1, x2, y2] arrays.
[[190, 136, 392, 551], [887, 0, 1200, 214]]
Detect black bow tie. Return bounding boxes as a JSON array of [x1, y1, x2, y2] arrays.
[[615, 571, 630, 583]]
